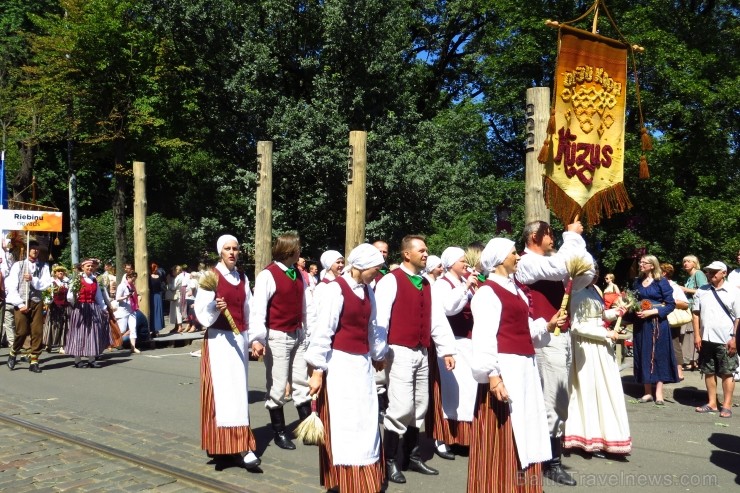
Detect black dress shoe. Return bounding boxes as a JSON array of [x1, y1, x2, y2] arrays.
[[7, 355, 16, 370], [434, 446, 455, 460], [242, 453, 261, 470], [408, 457, 439, 475], [543, 463, 577, 486], [88, 360, 103, 368], [592, 450, 606, 459], [273, 431, 296, 450], [385, 459, 406, 484], [74, 361, 89, 368], [29, 363, 42, 373]]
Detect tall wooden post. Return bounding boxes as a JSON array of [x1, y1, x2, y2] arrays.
[[255, 141, 273, 277], [345, 131, 367, 254], [133, 161, 149, 321], [525, 87, 551, 224]]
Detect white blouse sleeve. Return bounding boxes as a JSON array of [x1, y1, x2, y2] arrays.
[[470, 284, 502, 382], [194, 287, 219, 328], [367, 287, 388, 361]]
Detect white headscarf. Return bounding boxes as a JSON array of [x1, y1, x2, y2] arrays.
[[441, 247, 465, 269], [424, 255, 443, 274], [344, 243, 384, 272], [320, 250, 343, 270], [217, 234, 238, 254], [480, 238, 515, 273]]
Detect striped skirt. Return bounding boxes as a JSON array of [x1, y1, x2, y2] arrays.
[[318, 383, 384, 492], [65, 302, 110, 357], [426, 344, 472, 446], [200, 337, 256, 455], [467, 385, 543, 493]]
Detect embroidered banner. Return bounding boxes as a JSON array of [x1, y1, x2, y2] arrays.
[[544, 25, 632, 225]]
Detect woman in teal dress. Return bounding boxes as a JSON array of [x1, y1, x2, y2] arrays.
[[632, 255, 678, 405]]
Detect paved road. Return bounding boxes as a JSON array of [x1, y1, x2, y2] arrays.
[[0, 338, 738, 492]]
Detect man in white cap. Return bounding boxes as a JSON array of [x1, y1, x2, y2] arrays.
[[6, 239, 52, 373], [514, 219, 593, 486], [692, 260, 739, 418], [375, 235, 455, 484]]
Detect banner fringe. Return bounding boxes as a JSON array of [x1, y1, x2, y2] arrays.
[[545, 177, 632, 226]]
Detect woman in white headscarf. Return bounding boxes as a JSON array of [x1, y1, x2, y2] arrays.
[[468, 238, 561, 493], [306, 250, 344, 341], [426, 247, 480, 460], [194, 235, 266, 470], [423, 255, 444, 284], [305, 243, 387, 493]]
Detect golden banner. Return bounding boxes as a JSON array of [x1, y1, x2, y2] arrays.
[[544, 26, 632, 225]]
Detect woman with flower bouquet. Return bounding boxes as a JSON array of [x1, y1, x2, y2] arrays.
[[43, 265, 70, 352], [631, 255, 679, 405], [65, 258, 111, 368]]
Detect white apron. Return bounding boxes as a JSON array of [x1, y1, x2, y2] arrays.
[[326, 349, 381, 466], [438, 336, 478, 422], [499, 353, 552, 468], [208, 329, 250, 427]]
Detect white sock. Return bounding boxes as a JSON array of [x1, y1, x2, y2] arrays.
[[435, 440, 450, 452], [243, 451, 259, 464]]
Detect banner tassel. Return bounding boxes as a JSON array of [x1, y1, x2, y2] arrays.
[[639, 155, 650, 179], [537, 138, 550, 164], [546, 108, 556, 135]]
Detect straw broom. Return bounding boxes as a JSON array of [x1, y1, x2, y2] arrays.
[[198, 271, 240, 335], [294, 394, 324, 445], [555, 256, 594, 336]]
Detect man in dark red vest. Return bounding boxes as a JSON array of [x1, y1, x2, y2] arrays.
[[375, 235, 455, 484], [250, 232, 310, 450], [514, 219, 594, 486]]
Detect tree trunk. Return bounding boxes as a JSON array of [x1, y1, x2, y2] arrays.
[[112, 139, 128, 281], [14, 141, 35, 202]]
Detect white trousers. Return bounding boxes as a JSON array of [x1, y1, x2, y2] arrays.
[[264, 328, 310, 409], [383, 344, 429, 435], [535, 332, 572, 437]]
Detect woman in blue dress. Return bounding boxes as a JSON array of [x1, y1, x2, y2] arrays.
[[632, 255, 678, 405]]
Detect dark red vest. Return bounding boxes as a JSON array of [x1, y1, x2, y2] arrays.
[[265, 263, 303, 332], [211, 269, 247, 332], [519, 251, 569, 332], [387, 269, 432, 348], [77, 278, 98, 304], [485, 280, 535, 356], [53, 282, 68, 307], [441, 276, 473, 339], [332, 277, 371, 355]]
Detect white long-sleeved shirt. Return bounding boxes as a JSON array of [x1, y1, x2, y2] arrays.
[[470, 273, 550, 383], [304, 273, 387, 371], [194, 263, 266, 346], [249, 261, 307, 334], [6, 258, 52, 309], [374, 264, 456, 357]]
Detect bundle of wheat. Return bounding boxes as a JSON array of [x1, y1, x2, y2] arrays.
[[294, 394, 324, 445], [199, 271, 240, 335]]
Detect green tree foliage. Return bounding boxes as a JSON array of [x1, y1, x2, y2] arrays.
[[1, 0, 737, 274]]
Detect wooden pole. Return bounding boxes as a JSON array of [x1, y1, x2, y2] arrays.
[[345, 131, 367, 254], [255, 141, 273, 277], [525, 87, 551, 224], [133, 161, 149, 322]]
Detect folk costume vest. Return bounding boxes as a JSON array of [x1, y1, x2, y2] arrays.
[[387, 269, 431, 349], [265, 263, 303, 332], [77, 278, 98, 304], [211, 269, 247, 332], [332, 276, 371, 355], [485, 280, 535, 356], [441, 276, 473, 339], [519, 251, 569, 332]]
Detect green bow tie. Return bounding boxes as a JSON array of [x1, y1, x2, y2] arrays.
[[477, 273, 486, 283], [379, 267, 389, 275], [285, 268, 297, 281], [407, 274, 423, 290]]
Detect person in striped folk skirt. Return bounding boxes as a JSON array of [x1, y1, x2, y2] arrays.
[[194, 235, 266, 470], [468, 238, 563, 493], [305, 243, 388, 492], [65, 258, 111, 369], [426, 247, 480, 460]]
